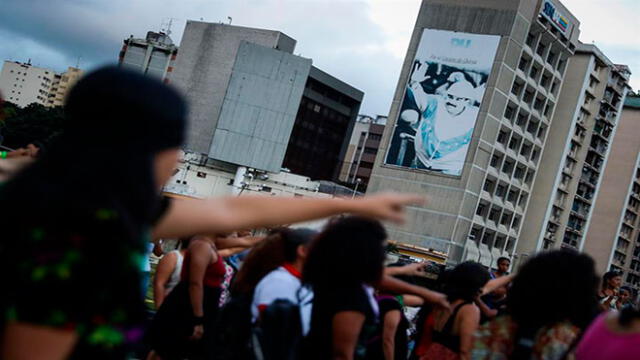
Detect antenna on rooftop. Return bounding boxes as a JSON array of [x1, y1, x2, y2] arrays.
[[76, 56, 82, 69], [227, 16, 232, 25], [161, 17, 177, 36]]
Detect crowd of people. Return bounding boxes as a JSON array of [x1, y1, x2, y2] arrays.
[[1, 67, 639, 360]]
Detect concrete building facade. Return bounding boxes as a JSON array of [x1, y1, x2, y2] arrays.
[[517, 46, 630, 263], [169, 21, 363, 180], [282, 66, 364, 181], [338, 115, 387, 187], [0, 61, 57, 108], [47, 67, 83, 107], [585, 93, 640, 292], [169, 22, 297, 156], [119, 31, 178, 81], [368, 0, 581, 266]]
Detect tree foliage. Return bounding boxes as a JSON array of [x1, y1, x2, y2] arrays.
[[0, 101, 65, 150]]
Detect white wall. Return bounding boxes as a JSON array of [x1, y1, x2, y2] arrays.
[[0, 61, 56, 107]]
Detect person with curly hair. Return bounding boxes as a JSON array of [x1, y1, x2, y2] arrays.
[[471, 250, 600, 360]]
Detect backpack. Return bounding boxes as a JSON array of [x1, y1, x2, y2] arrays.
[[211, 294, 255, 360], [252, 299, 304, 360]]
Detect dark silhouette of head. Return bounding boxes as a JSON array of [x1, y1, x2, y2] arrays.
[[303, 216, 387, 289], [441, 261, 490, 302]]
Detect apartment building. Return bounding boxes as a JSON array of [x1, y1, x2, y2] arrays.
[[47, 67, 83, 107], [517, 46, 630, 263], [367, 0, 581, 266], [585, 93, 640, 291], [0, 60, 57, 107], [119, 31, 178, 81]]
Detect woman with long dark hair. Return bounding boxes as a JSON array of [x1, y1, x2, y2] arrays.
[[0, 67, 423, 359], [416, 262, 490, 360], [472, 250, 599, 360], [302, 216, 389, 360]]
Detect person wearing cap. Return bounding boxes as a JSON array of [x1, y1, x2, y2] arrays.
[[405, 61, 480, 175]]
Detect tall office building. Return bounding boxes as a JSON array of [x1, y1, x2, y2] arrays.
[[169, 21, 363, 181], [119, 31, 178, 81], [368, 0, 581, 266], [517, 46, 630, 263], [585, 93, 640, 292], [0, 60, 57, 107], [282, 66, 364, 181], [169, 22, 308, 173], [338, 114, 387, 187], [47, 66, 83, 107]]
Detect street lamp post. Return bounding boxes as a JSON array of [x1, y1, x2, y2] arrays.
[[352, 178, 362, 199]]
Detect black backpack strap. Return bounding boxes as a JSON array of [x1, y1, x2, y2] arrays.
[[442, 301, 472, 335]]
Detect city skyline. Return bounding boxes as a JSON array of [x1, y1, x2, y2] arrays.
[[0, 0, 637, 116]]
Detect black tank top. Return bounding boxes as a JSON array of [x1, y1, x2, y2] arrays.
[[431, 301, 472, 352]]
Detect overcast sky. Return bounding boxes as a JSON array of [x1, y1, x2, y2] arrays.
[[1, 0, 638, 115]]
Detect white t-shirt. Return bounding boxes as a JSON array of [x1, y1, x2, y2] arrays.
[[251, 266, 313, 335]]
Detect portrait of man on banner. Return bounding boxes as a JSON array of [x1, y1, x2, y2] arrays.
[[385, 29, 500, 176]]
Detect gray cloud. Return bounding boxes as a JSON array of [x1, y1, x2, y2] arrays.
[[2, 0, 635, 116], [0, 0, 406, 115]]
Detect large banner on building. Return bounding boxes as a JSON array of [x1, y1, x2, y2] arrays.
[[384, 29, 500, 176]]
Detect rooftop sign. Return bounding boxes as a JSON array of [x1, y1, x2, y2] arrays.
[[541, 0, 572, 36]]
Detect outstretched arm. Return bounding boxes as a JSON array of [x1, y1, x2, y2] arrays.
[[378, 276, 449, 311], [481, 274, 514, 296], [152, 193, 423, 239]]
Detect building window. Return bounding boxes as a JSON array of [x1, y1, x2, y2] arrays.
[[483, 179, 495, 193], [527, 120, 539, 136], [512, 216, 521, 230], [363, 147, 377, 155], [490, 153, 503, 168], [544, 102, 554, 117], [368, 134, 382, 141], [502, 159, 515, 175], [518, 193, 528, 208], [514, 166, 525, 180], [511, 82, 523, 97], [508, 136, 521, 152], [536, 42, 547, 57], [537, 125, 547, 141], [525, 169, 535, 185], [523, 89, 535, 105], [476, 203, 487, 216], [531, 149, 540, 162], [518, 57, 530, 72], [504, 104, 516, 121], [547, 51, 557, 66], [540, 74, 550, 88], [557, 58, 566, 73], [533, 97, 544, 111], [500, 213, 512, 226], [530, 66, 539, 80], [497, 130, 509, 145], [526, 33, 536, 47], [516, 111, 528, 128], [489, 208, 500, 222], [520, 143, 532, 158]]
